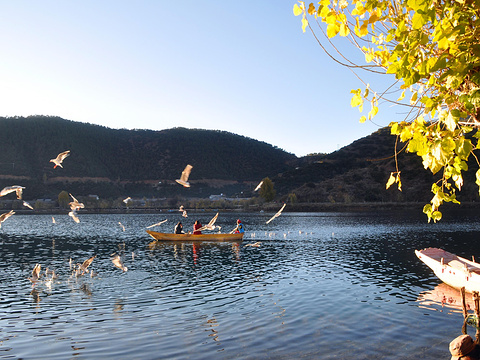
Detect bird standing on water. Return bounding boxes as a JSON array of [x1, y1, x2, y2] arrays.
[[28, 263, 42, 285]]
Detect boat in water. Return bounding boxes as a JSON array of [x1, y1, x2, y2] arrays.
[[415, 247, 480, 293], [146, 230, 244, 242]]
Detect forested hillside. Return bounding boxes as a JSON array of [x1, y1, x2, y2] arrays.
[[280, 127, 480, 207], [2, 116, 476, 210], [0, 116, 296, 199]]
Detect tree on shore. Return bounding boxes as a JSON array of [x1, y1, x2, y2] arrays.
[[294, 0, 480, 221], [58, 191, 70, 209], [259, 177, 276, 202]]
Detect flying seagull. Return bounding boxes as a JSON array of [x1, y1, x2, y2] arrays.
[[0, 185, 25, 199], [123, 197, 132, 204], [254, 181, 263, 192], [75, 255, 96, 276], [0, 210, 15, 228], [69, 193, 84, 211], [245, 242, 261, 247], [175, 165, 193, 187], [69, 210, 80, 223], [266, 203, 286, 224], [118, 222, 125, 231], [23, 201, 34, 210], [199, 213, 219, 232], [179, 205, 188, 217], [111, 253, 128, 272], [146, 219, 168, 229], [50, 150, 70, 169]]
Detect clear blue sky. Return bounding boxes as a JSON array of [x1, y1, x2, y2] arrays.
[[0, 1, 401, 157]]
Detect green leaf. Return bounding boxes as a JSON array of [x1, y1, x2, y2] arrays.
[[455, 138, 472, 160]]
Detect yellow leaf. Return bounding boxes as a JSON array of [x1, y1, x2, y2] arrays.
[[397, 90, 405, 101], [444, 112, 456, 132], [302, 18, 309, 32], [368, 105, 379, 120], [327, 23, 340, 38], [293, 3, 303, 16], [359, 115, 367, 123], [386, 173, 396, 189], [339, 23, 350, 37], [307, 3, 316, 15], [351, 92, 363, 108], [410, 91, 418, 105]]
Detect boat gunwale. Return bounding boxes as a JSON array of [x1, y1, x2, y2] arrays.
[[146, 230, 244, 242]]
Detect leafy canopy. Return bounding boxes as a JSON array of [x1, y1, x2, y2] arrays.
[[294, 0, 480, 221]]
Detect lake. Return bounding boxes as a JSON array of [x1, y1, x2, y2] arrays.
[[1, 209, 479, 359]]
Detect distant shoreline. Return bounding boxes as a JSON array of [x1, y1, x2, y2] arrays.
[[8, 201, 480, 215]]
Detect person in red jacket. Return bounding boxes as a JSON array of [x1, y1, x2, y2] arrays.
[[193, 220, 202, 234]]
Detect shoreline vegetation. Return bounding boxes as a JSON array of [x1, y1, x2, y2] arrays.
[[6, 201, 480, 216]]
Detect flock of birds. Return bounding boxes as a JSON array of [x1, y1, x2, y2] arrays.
[[0, 151, 288, 287]]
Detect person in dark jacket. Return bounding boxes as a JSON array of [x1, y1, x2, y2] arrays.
[[174, 222, 184, 234]]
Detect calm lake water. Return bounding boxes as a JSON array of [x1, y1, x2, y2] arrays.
[[1, 209, 479, 359]]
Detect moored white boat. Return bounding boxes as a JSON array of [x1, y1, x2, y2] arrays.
[[415, 247, 480, 293]]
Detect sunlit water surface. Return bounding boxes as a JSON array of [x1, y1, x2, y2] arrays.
[[1, 210, 480, 359]]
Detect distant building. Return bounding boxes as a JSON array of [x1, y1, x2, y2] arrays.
[[209, 194, 226, 201]]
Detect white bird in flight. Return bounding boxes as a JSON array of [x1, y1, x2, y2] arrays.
[[175, 165, 193, 187], [146, 219, 168, 229], [198, 213, 219, 232], [179, 205, 188, 217], [69, 193, 84, 211], [111, 254, 128, 272], [0, 210, 15, 228], [69, 210, 80, 223], [266, 203, 286, 224], [123, 197, 132, 204], [245, 242, 261, 247], [254, 181, 263, 192], [23, 201, 34, 210], [50, 150, 70, 169], [75, 255, 96, 276], [0, 185, 25, 199], [118, 222, 125, 231]]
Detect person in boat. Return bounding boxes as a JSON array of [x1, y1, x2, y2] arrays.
[[193, 220, 202, 235], [174, 222, 184, 234], [233, 219, 244, 234], [449, 334, 480, 359]]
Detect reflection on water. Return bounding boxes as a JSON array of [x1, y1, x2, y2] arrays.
[[1, 210, 480, 359], [417, 283, 475, 313]]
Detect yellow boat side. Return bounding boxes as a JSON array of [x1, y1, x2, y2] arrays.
[[146, 230, 244, 242]]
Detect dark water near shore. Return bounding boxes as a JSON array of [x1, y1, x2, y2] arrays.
[[1, 210, 480, 359]]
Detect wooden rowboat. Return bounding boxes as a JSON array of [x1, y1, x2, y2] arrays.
[[146, 230, 244, 242], [415, 247, 480, 293]]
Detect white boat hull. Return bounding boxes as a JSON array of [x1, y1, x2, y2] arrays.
[[416, 247, 480, 293]]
